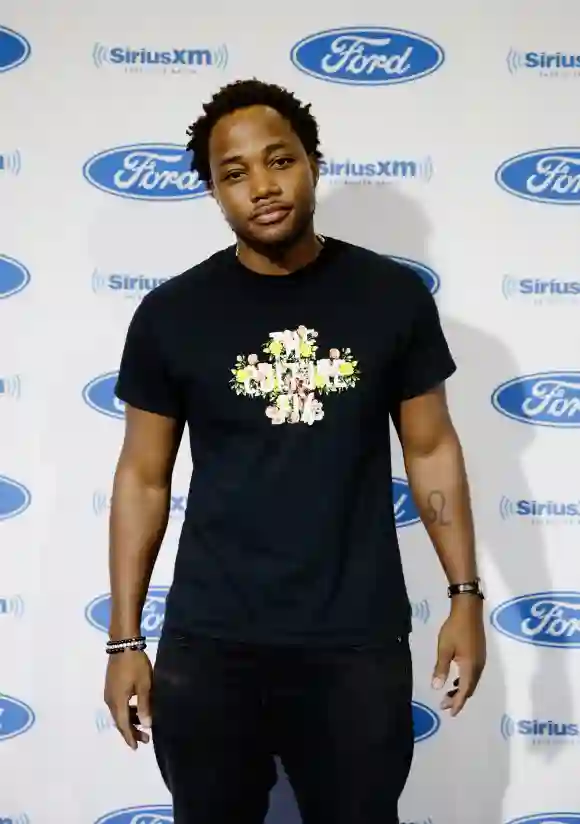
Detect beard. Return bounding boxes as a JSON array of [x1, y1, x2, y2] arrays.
[[231, 196, 316, 256]]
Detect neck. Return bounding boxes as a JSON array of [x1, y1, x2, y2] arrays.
[[236, 226, 323, 276]]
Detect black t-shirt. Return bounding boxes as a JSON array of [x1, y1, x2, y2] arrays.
[[115, 237, 456, 646]]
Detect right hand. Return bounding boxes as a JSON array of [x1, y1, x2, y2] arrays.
[[104, 649, 153, 750]]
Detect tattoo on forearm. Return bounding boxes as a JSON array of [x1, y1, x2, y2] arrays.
[[425, 490, 451, 526]]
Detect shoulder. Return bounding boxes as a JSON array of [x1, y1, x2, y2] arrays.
[[131, 245, 235, 325], [330, 237, 433, 306]]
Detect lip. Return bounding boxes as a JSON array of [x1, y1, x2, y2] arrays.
[[251, 204, 292, 224]]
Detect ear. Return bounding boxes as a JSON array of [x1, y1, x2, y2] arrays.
[[309, 156, 320, 187]]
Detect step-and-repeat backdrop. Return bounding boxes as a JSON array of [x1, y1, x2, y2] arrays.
[[1, 2, 580, 823]]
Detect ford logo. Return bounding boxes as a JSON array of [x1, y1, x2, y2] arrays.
[[82, 371, 124, 419], [0, 476, 31, 521], [495, 148, 580, 205], [0, 26, 31, 73], [412, 701, 440, 742], [86, 586, 169, 641], [393, 477, 420, 528], [0, 694, 35, 741], [491, 371, 580, 428], [290, 27, 445, 86], [82, 143, 208, 201], [506, 816, 580, 824], [490, 591, 580, 649], [390, 256, 441, 296], [0, 255, 31, 299], [95, 806, 173, 824]]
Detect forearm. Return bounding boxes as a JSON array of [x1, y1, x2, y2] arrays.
[[108, 465, 170, 640], [404, 433, 478, 585]]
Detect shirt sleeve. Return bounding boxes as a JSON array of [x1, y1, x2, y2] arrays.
[[114, 293, 184, 420], [395, 276, 457, 402]]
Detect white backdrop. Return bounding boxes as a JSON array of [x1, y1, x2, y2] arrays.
[[1, 2, 580, 823]]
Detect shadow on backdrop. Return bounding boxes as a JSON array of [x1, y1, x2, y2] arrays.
[[266, 180, 570, 824]]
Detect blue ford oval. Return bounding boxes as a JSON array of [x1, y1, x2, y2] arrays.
[[0, 694, 35, 740], [492, 371, 580, 428], [0, 26, 31, 73], [0, 255, 30, 299], [95, 806, 173, 824], [86, 586, 169, 641], [290, 27, 444, 86], [0, 476, 31, 520], [495, 147, 580, 205], [412, 701, 440, 742], [83, 143, 208, 201], [490, 591, 580, 648], [82, 372, 124, 419], [393, 477, 420, 528]]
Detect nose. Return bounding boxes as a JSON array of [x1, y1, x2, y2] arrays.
[[249, 167, 282, 202]]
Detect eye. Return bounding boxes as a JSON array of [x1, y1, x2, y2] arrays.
[[272, 157, 294, 168], [223, 169, 245, 181]]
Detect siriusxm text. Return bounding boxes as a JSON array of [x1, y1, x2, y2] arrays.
[[512, 278, 580, 295], [108, 48, 213, 66], [513, 719, 578, 737], [320, 160, 418, 178], [513, 500, 580, 517], [106, 275, 169, 292], [524, 52, 580, 69]]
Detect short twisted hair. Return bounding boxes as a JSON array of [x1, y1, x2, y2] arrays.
[[185, 78, 323, 184]]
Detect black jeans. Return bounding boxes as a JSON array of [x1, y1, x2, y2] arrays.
[[151, 629, 414, 824]]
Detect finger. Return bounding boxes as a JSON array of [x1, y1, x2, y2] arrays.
[[129, 704, 151, 744], [136, 684, 152, 729], [113, 703, 137, 750], [432, 647, 454, 690], [449, 671, 475, 716]]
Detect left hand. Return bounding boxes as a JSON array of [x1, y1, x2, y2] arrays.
[[432, 597, 487, 717]]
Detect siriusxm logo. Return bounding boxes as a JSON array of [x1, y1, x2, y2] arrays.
[[0, 596, 25, 619], [95, 807, 173, 824], [412, 701, 440, 742], [0, 476, 31, 520], [0, 26, 31, 73], [495, 148, 580, 205], [393, 477, 420, 528], [500, 496, 580, 525], [290, 27, 444, 85], [492, 372, 580, 428], [501, 713, 578, 745], [93, 490, 186, 519], [506, 816, 580, 824], [86, 586, 168, 641], [411, 600, 431, 625], [390, 256, 441, 296], [92, 270, 170, 300], [0, 694, 35, 741], [502, 275, 580, 304], [0, 150, 22, 176], [0, 256, 30, 299], [319, 157, 433, 184], [0, 375, 21, 400], [490, 591, 580, 648], [507, 48, 580, 78], [93, 42, 228, 72], [83, 144, 208, 201], [82, 372, 124, 419]]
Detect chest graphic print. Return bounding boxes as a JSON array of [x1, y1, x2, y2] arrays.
[[230, 326, 360, 425]]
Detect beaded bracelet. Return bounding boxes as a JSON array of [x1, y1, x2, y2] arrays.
[[106, 636, 147, 655]]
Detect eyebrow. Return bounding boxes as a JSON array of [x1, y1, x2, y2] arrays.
[[219, 141, 290, 167]]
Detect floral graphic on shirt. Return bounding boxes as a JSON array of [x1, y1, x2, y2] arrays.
[[230, 326, 360, 425]]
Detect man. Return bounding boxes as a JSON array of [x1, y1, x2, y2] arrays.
[[104, 79, 486, 824]]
